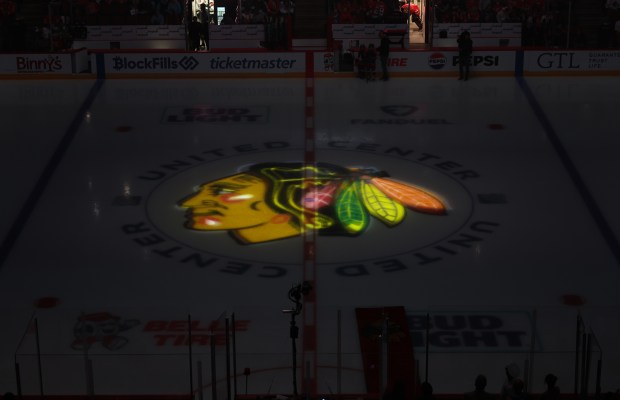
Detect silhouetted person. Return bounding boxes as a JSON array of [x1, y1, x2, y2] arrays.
[[384, 379, 406, 400], [364, 43, 377, 81], [501, 363, 520, 400], [221, 12, 234, 24], [509, 379, 529, 400], [401, 2, 422, 30], [378, 30, 390, 81], [420, 381, 436, 400], [614, 16, 620, 47], [465, 374, 496, 400], [457, 30, 473, 80], [540, 374, 560, 400], [356, 44, 367, 79], [188, 16, 202, 51]]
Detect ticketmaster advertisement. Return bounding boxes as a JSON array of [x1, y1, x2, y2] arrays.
[[102, 52, 306, 75]]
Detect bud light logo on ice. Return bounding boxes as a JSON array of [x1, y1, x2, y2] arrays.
[[428, 53, 447, 70], [408, 312, 534, 350]]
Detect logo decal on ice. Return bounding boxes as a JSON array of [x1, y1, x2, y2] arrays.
[[380, 105, 418, 117], [71, 312, 140, 351], [178, 163, 446, 244], [162, 106, 269, 124], [351, 105, 452, 125]]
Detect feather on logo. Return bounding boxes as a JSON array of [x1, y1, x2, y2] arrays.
[[326, 171, 446, 234]]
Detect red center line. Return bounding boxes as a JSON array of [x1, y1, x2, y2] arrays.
[[302, 50, 318, 398]]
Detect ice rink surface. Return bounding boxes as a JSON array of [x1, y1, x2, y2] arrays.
[[0, 75, 619, 395]]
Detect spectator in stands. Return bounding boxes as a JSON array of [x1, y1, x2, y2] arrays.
[[367, 0, 386, 22], [350, 0, 367, 22], [457, 29, 472, 80], [150, 6, 164, 23], [606, 0, 620, 10], [252, 5, 266, 23], [279, 0, 294, 14], [384, 0, 401, 18], [0, 0, 17, 19], [496, 6, 509, 22], [4, 15, 27, 51], [464, 374, 495, 400], [221, 11, 234, 24], [266, 0, 278, 18], [401, 1, 422, 29], [336, 0, 355, 23], [378, 30, 390, 80], [540, 374, 560, 400], [239, 5, 253, 23], [166, 0, 182, 21], [597, 17, 613, 47]]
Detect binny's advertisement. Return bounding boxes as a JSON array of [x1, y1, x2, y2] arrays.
[[0, 53, 73, 74]]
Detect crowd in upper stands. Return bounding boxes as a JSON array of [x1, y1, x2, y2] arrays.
[[70, 0, 184, 25], [432, 0, 588, 47], [329, 0, 620, 47], [1, 0, 620, 51], [329, 0, 563, 25], [332, 0, 407, 24], [236, 0, 295, 24]]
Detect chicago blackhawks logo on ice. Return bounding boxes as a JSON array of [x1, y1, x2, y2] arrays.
[[178, 163, 447, 244], [121, 141, 503, 278]]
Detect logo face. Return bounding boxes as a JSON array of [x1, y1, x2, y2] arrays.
[[428, 53, 447, 70], [121, 141, 501, 278]]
